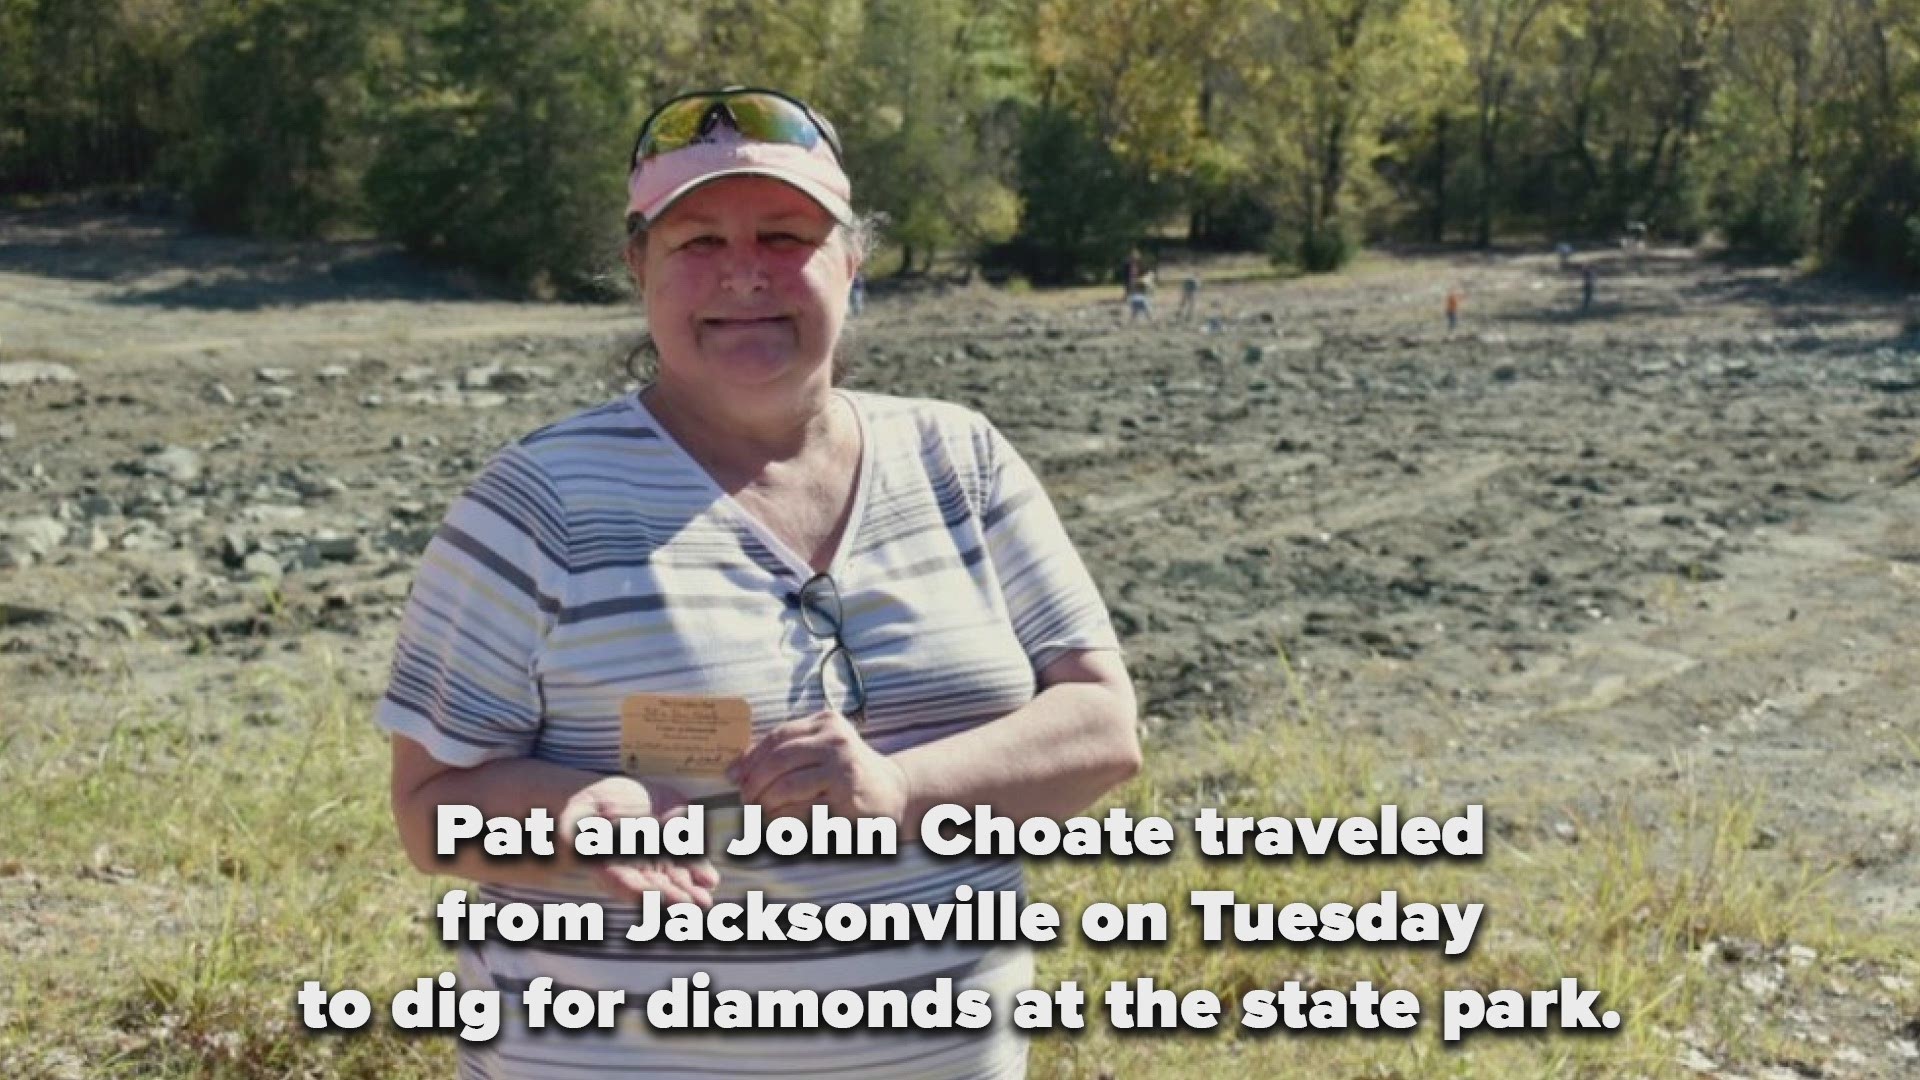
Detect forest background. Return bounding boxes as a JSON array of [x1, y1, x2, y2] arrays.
[[3, 0, 1918, 294]]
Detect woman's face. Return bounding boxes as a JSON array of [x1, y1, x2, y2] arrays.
[[635, 176, 857, 394]]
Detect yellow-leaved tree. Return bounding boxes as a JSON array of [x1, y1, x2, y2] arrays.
[[1218, 0, 1466, 269]]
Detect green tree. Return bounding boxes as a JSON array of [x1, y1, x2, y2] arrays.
[[1008, 104, 1174, 282], [363, 0, 634, 295], [1525, 0, 1729, 238], [1825, 0, 1920, 274], [0, 0, 188, 194], [165, 0, 386, 235], [1009, 0, 1250, 272], [1221, 0, 1464, 269], [836, 0, 1025, 274], [1454, 0, 1565, 246], [1701, 0, 1833, 253]]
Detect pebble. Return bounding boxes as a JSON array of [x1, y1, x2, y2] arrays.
[[241, 550, 283, 580], [203, 382, 236, 406], [1866, 369, 1920, 393], [298, 534, 366, 566], [3, 516, 68, 560], [76, 494, 120, 518], [0, 360, 79, 388], [241, 504, 306, 524], [0, 600, 58, 626], [254, 367, 295, 384], [144, 446, 203, 483], [1675, 1047, 1717, 1072], [0, 421, 15, 441], [293, 475, 348, 500], [221, 531, 256, 566], [117, 521, 175, 552], [1741, 969, 1781, 998], [315, 365, 351, 382]]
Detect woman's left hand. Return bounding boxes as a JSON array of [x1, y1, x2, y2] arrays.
[[729, 710, 910, 825]]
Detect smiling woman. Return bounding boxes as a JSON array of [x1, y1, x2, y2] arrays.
[[642, 177, 849, 381], [375, 85, 1140, 1080], [618, 198, 883, 387]]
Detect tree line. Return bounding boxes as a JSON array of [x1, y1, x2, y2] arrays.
[[3, 0, 1917, 293]]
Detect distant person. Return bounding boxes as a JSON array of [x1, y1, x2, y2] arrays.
[[1556, 241, 1573, 270], [848, 269, 866, 315], [1445, 286, 1462, 333], [1128, 285, 1152, 322], [1580, 265, 1595, 315], [377, 84, 1138, 1080], [1124, 248, 1143, 300], [1176, 273, 1200, 321]]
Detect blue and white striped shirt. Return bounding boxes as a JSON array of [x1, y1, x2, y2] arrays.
[[376, 388, 1120, 1079]]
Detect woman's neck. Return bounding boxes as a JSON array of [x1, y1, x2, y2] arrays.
[[642, 375, 848, 482]]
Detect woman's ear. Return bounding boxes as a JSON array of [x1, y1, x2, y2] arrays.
[[841, 234, 862, 280], [623, 237, 646, 293], [623, 214, 649, 293]]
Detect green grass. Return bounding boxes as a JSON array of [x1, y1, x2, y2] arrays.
[[0, 653, 1908, 1078], [1, 659, 447, 1078]]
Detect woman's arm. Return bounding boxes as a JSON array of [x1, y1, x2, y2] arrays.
[[389, 736, 716, 905], [890, 649, 1140, 835], [733, 649, 1141, 840]]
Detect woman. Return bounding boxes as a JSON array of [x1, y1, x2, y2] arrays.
[[377, 86, 1139, 1079]]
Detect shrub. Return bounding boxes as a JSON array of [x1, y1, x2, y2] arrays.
[[1287, 217, 1358, 274], [1722, 173, 1815, 259]]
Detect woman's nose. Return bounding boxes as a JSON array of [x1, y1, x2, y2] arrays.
[[719, 245, 769, 293]]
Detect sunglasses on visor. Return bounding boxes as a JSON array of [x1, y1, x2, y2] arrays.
[[630, 87, 844, 168]]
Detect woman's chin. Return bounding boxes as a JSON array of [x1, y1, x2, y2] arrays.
[[693, 346, 825, 387]]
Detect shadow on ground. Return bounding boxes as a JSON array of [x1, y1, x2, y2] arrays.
[[0, 204, 485, 310]]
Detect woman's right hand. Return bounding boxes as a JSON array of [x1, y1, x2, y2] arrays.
[[558, 775, 718, 907]]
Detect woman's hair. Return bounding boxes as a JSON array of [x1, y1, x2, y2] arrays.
[[616, 208, 885, 384]]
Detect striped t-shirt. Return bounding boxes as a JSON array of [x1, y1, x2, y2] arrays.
[[375, 388, 1120, 1079]]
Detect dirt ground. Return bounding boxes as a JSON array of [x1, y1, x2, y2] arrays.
[[3, 206, 1918, 1075]]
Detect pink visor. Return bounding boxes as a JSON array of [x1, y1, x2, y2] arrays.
[[627, 131, 854, 226]]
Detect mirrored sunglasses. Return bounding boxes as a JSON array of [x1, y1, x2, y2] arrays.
[[631, 87, 843, 167]]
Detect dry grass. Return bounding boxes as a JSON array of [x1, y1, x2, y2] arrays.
[[0, 652, 1907, 1079], [1026, 664, 1875, 1079]]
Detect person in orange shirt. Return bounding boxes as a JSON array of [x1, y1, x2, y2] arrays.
[[1445, 287, 1462, 332]]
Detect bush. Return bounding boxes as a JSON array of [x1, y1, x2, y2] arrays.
[[1721, 173, 1815, 259], [1287, 217, 1358, 274], [1834, 152, 1920, 279], [1190, 187, 1277, 252]]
